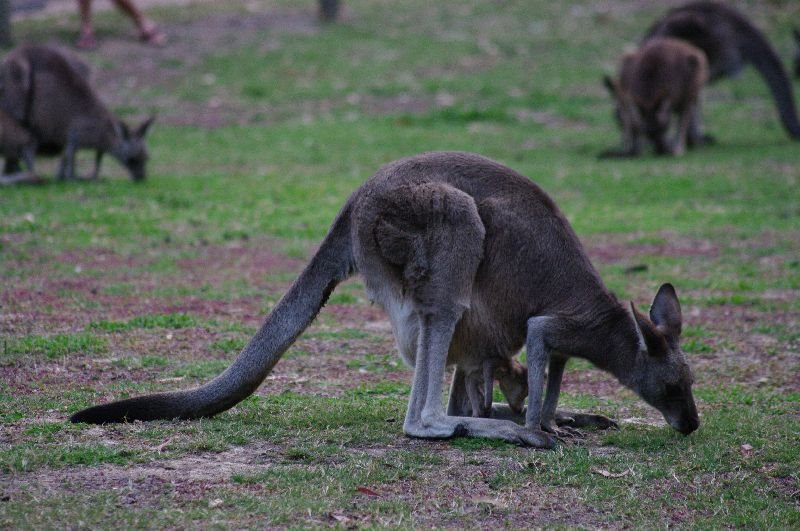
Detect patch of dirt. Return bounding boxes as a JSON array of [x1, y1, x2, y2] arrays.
[[12, 1, 521, 128], [0, 436, 615, 528], [0, 238, 302, 335], [687, 304, 800, 391], [1, 438, 284, 507], [586, 232, 721, 264]]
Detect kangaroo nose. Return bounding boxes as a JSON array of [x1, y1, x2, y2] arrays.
[[678, 415, 699, 435]]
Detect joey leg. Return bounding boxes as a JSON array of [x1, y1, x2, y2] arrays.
[[446, 366, 472, 417]]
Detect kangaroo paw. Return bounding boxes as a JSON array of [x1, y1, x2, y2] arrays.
[[557, 411, 619, 430], [403, 416, 467, 440], [514, 428, 557, 448], [542, 419, 584, 440]]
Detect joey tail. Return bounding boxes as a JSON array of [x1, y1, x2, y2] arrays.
[[70, 204, 356, 424], [741, 24, 800, 139]]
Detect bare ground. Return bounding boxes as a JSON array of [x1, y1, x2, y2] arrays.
[[3, 229, 798, 527]]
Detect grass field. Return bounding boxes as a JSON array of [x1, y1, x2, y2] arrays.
[[1, 0, 798, 527]]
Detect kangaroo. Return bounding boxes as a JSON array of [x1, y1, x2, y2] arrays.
[[70, 152, 699, 448], [461, 357, 527, 418], [601, 38, 708, 157], [0, 45, 153, 181], [644, 1, 800, 140], [0, 108, 38, 185]]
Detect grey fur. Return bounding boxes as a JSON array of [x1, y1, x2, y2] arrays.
[[461, 357, 527, 418], [0, 45, 153, 182], [70, 152, 699, 448], [645, 1, 800, 139], [0, 107, 37, 185]]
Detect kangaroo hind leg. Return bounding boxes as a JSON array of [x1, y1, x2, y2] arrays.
[[384, 183, 486, 439]]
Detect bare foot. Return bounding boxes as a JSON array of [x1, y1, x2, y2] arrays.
[[139, 21, 166, 47], [76, 29, 97, 50]]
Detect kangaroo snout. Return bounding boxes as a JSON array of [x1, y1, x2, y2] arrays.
[[667, 407, 699, 435]]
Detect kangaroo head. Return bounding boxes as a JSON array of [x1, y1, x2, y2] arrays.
[[603, 74, 643, 138], [628, 283, 699, 435], [496, 359, 527, 414], [112, 116, 155, 182], [641, 97, 672, 146]]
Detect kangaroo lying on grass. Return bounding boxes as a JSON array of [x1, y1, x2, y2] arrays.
[[0, 108, 38, 185], [71, 152, 699, 447], [601, 38, 708, 158], [645, 1, 800, 140], [0, 45, 153, 182]]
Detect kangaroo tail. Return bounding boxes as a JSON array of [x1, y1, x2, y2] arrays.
[[70, 203, 356, 424], [740, 23, 800, 139]]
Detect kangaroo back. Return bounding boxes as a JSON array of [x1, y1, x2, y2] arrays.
[[0, 45, 106, 147], [71, 204, 356, 423]]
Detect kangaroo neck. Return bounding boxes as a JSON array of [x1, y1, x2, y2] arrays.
[[555, 297, 640, 382]]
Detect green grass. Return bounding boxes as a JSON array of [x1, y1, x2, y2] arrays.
[[1, 0, 798, 528], [1, 333, 107, 364], [88, 313, 199, 331]]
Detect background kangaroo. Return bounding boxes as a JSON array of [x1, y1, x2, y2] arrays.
[[0, 45, 154, 181], [602, 38, 708, 157], [645, 1, 800, 140], [71, 152, 699, 448]]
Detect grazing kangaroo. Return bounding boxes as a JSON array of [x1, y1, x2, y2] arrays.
[[645, 1, 800, 140], [0, 45, 154, 181], [462, 357, 527, 418], [0, 108, 38, 185], [71, 152, 699, 448], [601, 38, 708, 157]]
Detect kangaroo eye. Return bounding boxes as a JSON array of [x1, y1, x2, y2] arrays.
[[665, 384, 682, 398]]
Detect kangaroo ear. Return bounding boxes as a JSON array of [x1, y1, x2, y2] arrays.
[[116, 121, 131, 140], [135, 115, 156, 138], [603, 75, 618, 97], [631, 301, 669, 357], [650, 283, 682, 340]]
